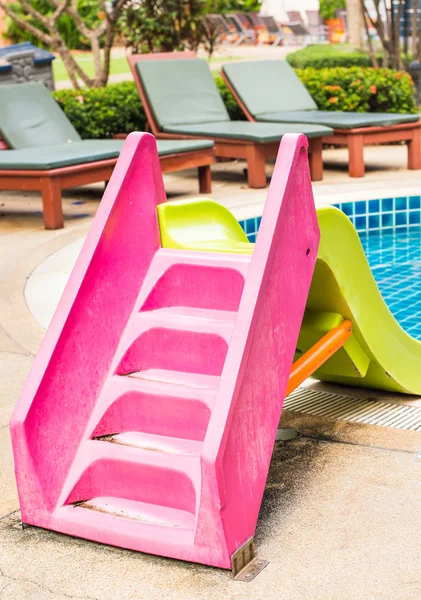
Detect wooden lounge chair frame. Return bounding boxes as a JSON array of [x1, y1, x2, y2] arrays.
[[0, 141, 214, 229], [221, 70, 421, 178], [228, 13, 256, 44], [202, 14, 237, 45], [258, 15, 285, 46], [128, 52, 324, 186], [305, 10, 329, 42]]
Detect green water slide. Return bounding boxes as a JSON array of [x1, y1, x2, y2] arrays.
[[158, 200, 421, 395], [301, 206, 421, 395]]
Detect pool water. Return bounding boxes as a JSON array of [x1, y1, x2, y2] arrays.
[[360, 227, 421, 340]]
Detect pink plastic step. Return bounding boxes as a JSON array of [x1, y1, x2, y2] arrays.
[[11, 132, 320, 570], [89, 371, 218, 441], [93, 431, 203, 456], [125, 369, 220, 391], [72, 497, 196, 529], [62, 440, 200, 509]]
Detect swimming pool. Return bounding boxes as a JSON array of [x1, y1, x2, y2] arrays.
[[360, 227, 421, 341], [239, 197, 421, 342]]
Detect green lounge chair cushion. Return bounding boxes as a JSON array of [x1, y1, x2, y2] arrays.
[[136, 58, 230, 129], [0, 139, 214, 170], [257, 110, 419, 130], [0, 82, 81, 149], [0, 141, 122, 169], [157, 139, 214, 155], [223, 60, 317, 114], [222, 61, 419, 129], [164, 121, 333, 143]]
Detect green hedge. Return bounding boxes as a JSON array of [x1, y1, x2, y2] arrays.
[[215, 76, 246, 121], [287, 44, 375, 69], [53, 67, 416, 139], [54, 82, 147, 138], [296, 67, 416, 114], [320, 0, 345, 20]]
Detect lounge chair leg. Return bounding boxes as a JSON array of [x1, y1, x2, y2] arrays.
[[198, 165, 212, 194], [407, 128, 421, 170], [40, 177, 64, 230], [246, 146, 267, 188], [347, 134, 365, 177], [308, 139, 323, 181]]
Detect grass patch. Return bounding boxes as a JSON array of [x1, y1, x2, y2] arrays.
[[53, 52, 243, 83], [53, 55, 130, 82]]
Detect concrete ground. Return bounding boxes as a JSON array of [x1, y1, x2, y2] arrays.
[[1, 143, 421, 599]]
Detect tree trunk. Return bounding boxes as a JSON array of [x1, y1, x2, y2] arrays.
[[54, 36, 93, 88], [361, 1, 378, 66], [412, 0, 419, 57], [100, 25, 115, 87], [346, 0, 364, 48], [91, 36, 102, 87], [0, 0, 128, 89]]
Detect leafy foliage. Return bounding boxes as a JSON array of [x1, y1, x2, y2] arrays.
[[117, 0, 263, 54], [319, 0, 345, 21], [286, 44, 415, 71], [296, 67, 417, 114], [205, 0, 261, 12], [4, 0, 101, 50], [287, 44, 374, 69], [53, 82, 147, 138], [118, 0, 206, 54], [215, 75, 246, 120]]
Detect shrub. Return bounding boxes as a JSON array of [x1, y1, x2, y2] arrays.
[[117, 0, 206, 54], [296, 67, 417, 114], [319, 0, 345, 20], [5, 0, 102, 50], [215, 75, 246, 120], [52, 68, 416, 140], [206, 0, 262, 12], [53, 82, 147, 139], [287, 44, 374, 69]]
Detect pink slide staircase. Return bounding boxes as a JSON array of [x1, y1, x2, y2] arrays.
[[11, 133, 319, 572]]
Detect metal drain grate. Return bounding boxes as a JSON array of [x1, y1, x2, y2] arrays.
[[284, 388, 421, 431]]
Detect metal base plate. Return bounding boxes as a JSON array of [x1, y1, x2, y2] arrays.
[[232, 537, 269, 581], [12, 521, 30, 530]]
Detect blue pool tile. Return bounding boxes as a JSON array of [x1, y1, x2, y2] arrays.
[[244, 219, 254, 234], [368, 215, 380, 229], [355, 216, 367, 230], [368, 199, 380, 213], [382, 198, 393, 212], [395, 212, 408, 226], [409, 196, 421, 209], [409, 211, 421, 224], [355, 201, 367, 215], [248, 233, 256, 243], [381, 213, 393, 228], [256, 216, 262, 229], [395, 197, 407, 211], [341, 202, 354, 216]]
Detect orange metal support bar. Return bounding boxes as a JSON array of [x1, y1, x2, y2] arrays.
[[286, 320, 353, 396]]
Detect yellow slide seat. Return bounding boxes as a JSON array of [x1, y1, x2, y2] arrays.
[[157, 199, 253, 254]]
